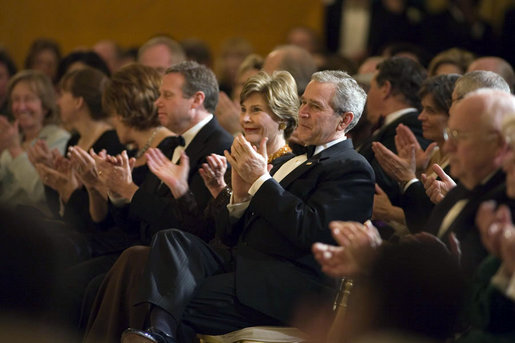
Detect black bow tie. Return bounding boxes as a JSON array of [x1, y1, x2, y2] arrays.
[[290, 142, 317, 158], [170, 135, 185, 150]]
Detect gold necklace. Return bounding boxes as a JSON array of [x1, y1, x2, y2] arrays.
[[267, 145, 292, 163]]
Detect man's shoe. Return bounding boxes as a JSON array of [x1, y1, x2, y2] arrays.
[[121, 327, 176, 343]]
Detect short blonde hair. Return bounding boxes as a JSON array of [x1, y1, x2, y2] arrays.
[[102, 63, 161, 130], [240, 70, 298, 139], [8, 70, 57, 125]]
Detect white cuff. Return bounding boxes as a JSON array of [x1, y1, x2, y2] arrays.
[[227, 193, 251, 219], [401, 178, 419, 193], [248, 173, 272, 196]]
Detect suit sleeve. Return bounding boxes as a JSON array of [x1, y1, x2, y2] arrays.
[[249, 157, 375, 251], [401, 180, 435, 233]]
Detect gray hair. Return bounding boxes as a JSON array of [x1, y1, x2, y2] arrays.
[[454, 70, 510, 101], [311, 70, 367, 132]]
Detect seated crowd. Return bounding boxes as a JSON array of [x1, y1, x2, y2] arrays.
[[1, 30, 515, 343]]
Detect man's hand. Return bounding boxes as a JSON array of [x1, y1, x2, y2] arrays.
[[372, 184, 405, 224], [421, 163, 456, 204], [312, 221, 382, 278], [224, 134, 268, 185], [146, 148, 190, 199], [372, 141, 416, 183]]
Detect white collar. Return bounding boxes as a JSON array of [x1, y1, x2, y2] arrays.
[[383, 107, 417, 127], [313, 135, 347, 156], [181, 114, 213, 148]]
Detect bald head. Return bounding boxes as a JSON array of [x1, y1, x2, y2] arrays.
[[263, 45, 317, 95], [452, 70, 511, 103], [467, 57, 514, 93], [138, 36, 186, 75]]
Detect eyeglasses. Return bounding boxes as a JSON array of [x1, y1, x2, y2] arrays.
[[443, 128, 499, 143]]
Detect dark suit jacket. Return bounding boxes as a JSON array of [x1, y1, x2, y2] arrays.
[[400, 164, 452, 234], [424, 170, 510, 279], [122, 117, 233, 244], [456, 256, 515, 342], [358, 110, 429, 207], [221, 139, 375, 323]]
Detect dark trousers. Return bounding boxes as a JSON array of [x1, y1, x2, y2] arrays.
[[140, 229, 281, 342]]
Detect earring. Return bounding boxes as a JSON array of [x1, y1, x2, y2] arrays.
[[279, 122, 286, 130]]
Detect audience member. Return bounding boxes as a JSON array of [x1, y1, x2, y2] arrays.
[[452, 70, 510, 103], [84, 70, 299, 343], [215, 53, 263, 136], [313, 221, 464, 342], [423, 89, 515, 278], [120, 69, 374, 343], [93, 39, 123, 73], [215, 37, 253, 95], [30, 67, 124, 232], [0, 49, 17, 119], [179, 38, 212, 68], [467, 56, 514, 93], [357, 56, 429, 214], [137, 36, 186, 75], [56, 51, 111, 83], [458, 114, 515, 342], [372, 74, 459, 233], [52, 64, 176, 331], [262, 45, 317, 96], [427, 47, 475, 76], [24, 38, 62, 83], [0, 70, 69, 213], [286, 26, 326, 68]]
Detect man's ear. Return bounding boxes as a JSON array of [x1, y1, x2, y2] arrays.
[[75, 96, 84, 110], [191, 91, 206, 109], [380, 80, 392, 100], [338, 112, 354, 131]]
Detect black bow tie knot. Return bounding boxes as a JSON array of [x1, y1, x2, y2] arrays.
[[170, 135, 185, 150], [290, 142, 317, 158]]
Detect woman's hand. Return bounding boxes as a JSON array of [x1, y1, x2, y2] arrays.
[[0, 117, 22, 157], [27, 139, 59, 168], [396, 124, 437, 174], [199, 154, 228, 198], [93, 150, 137, 200], [146, 148, 190, 199]]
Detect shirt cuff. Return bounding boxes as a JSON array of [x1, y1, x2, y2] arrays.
[[248, 173, 272, 196], [108, 192, 131, 207], [227, 192, 251, 219], [401, 178, 419, 193], [491, 264, 515, 301]]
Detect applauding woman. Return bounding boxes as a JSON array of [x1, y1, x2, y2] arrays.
[[0, 70, 69, 213], [31, 67, 125, 229]]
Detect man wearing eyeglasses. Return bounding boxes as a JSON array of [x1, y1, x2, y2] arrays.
[[424, 89, 515, 278]]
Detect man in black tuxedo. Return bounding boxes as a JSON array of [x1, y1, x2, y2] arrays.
[[424, 89, 515, 279], [358, 57, 429, 208], [122, 70, 375, 343], [109, 61, 233, 244]]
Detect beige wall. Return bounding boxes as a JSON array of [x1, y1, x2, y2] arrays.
[[0, 0, 323, 68]]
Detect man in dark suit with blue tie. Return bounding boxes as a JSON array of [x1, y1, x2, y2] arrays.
[[122, 70, 375, 343]]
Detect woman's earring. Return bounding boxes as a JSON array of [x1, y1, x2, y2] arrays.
[[279, 122, 286, 130]]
